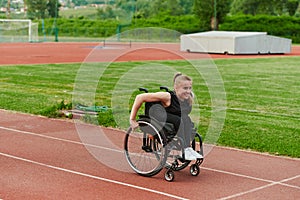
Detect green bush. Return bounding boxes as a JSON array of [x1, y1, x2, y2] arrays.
[[97, 109, 117, 127], [39, 18, 119, 38], [220, 15, 300, 43], [129, 14, 200, 33], [38, 100, 72, 118], [37, 15, 201, 39], [37, 15, 300, 43]]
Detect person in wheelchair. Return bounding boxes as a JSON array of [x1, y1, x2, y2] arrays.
[[130, 72, 203, 160]]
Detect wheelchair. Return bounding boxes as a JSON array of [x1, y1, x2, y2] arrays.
[[124, 86, 204, 182]]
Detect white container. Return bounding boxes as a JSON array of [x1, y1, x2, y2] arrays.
[[180, 31, 292, 54]]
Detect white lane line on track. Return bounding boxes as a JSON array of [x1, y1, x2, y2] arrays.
[[203, 166, 298, 186], [0, 126, 188, 200], [0, 152, 188, 200], [205, 167, 300, 189], [0, 126, 121, 153], [203, 167, 300, 200], [1, 126, 300, 198], [218, 175, 300, 200]]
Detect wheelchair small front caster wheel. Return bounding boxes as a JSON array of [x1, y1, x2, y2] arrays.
[[164, 169, 175, 182], [190, 164, 200, 176]]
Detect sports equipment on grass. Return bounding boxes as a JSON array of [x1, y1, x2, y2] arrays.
[[0, 19, 38, 43]]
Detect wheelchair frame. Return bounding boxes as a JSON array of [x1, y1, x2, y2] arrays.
[[124, 86, 204, 181]]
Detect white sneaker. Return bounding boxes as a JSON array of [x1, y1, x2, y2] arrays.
[[184, 148, 197, 160], [186, 147, 203, 159]]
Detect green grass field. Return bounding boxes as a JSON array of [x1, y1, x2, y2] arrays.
[[0, 57, 299, 158]]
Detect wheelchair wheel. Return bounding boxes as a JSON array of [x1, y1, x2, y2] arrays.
[[164, 169, 175, 182], [124, 120, 168, 177], [190, 164, 200, 176]]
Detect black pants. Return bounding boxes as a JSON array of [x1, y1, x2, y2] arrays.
[[148, 104, 194, 148], [165, 113, 194, 148]]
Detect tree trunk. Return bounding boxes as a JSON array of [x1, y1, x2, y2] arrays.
[[7, 0, 11, 18], [211, 16, 218, 30]]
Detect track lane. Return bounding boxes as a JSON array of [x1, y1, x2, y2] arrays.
[[0, 124, 188, 200], [0, 43, 299, 65], [0, 110, 299, 199], [0, 153, 186, 200]]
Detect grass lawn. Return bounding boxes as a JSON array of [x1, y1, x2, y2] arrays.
[[0, 57, 299, 157], [215, 57, 300, 157]]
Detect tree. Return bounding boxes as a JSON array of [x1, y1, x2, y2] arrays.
[[72, 0, 89, 6], [194, 0, 232, 31], [115, 0, 135, 11], [166, 0, 184, 16], [7, 0, 11, 18], [149, 0, 193, 16], [97, 5, 116, 19], [47, 0, 61, 18], [99, 0, 194, 20], [230, 0, 299, 16], [25, 0, 48, 19], [179, 0, 194, 15], [134, 0, 152, 18], [24, 0, 60, 19], [286, 0, 299, 16]]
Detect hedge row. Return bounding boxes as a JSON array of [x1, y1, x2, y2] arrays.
[[39, 15, 300, 43], [126, 15, 201, 34], [220, 15, 300, 43], [39, 15, 200, 39], [40, 18, 119, 38]]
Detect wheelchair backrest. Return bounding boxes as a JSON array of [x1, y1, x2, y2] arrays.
[[139, 86, 170, 117], [138, 87, 176, 139]]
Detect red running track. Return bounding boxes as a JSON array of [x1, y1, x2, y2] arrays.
[[0, 110, 299, 199], [0, 43, 300, 199], [0, 43, 300, 65]]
